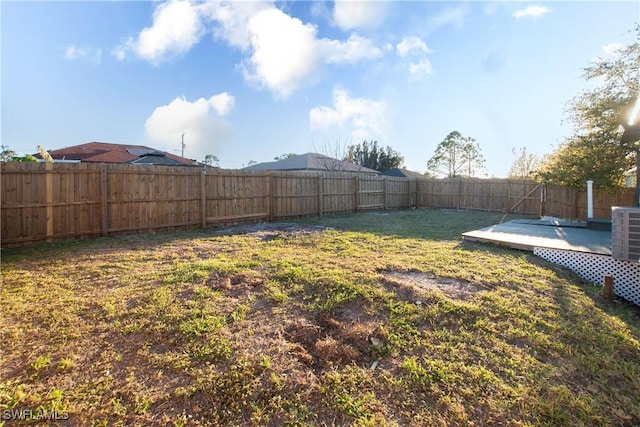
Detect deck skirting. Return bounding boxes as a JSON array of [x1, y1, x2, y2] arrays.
[[534, 247, 640, 306]]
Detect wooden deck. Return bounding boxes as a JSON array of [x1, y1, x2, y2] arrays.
[[462, 221, 612, 256]]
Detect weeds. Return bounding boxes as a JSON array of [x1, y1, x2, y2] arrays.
[[2, 210, 640, 426]]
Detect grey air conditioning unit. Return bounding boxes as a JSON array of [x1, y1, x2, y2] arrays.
[[612, 206, 640, 263]]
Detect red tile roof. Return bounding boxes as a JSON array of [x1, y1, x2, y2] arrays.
[[36, 142, 196, 165]]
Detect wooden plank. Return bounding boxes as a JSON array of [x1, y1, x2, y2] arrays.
[[108, 221, 199, 233], [207, 212, 269, 222], [508, 183, 541, 213], [354, 176, 359, 212], [318, 175, 324, 217], [2, 229, 103, 245], [201, 169, 207, 228], [4, 163, 639, 247], [3, 201, 101, 209], [101, 164, 108, 236], [45, 163, 53, 242], [383, 177, 388, 210], [603, 275, 615, 301], [462, 222, 611, 255], [267, 172, 273, 222], [462, 234, 534, 251]]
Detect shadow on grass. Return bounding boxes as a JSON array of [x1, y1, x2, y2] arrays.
[[2, 208, 527, 263], [300, 208, 532, 241], [1, 227, 219, 263], [458, 240, 640, 343]]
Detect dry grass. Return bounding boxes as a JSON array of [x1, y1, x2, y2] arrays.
[[1, 209, 640, 426]]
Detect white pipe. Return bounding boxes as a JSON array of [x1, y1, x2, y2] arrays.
[[587, 180, 594, 219]]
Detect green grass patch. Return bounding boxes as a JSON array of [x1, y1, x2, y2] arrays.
[[2, 209, 640, 426]]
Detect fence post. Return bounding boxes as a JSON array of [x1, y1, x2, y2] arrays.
[[45, 162, 54, 242], [318, 174, 324, 217], [457, 176, 462, 210], [354, 176, 359, 212], [383, 177, 388, 210], [603, 275, 615, 301], [100, 164, 108, 236], [200, 168, 207, 228], [267, 172, 273, 222]]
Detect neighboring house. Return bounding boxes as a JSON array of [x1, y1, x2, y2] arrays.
[[243, 152, 378, 175], [380, 168, 425, 179], [34, 142, 197, 166]]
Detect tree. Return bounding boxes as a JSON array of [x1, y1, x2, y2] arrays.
[[203, 154, 220, 167], [538, 136, 629, 187], [344, 140, 404, 171], [426, 131, 485, 178], [0, 145, 37, 162], [12, 154, 38, 162], [1, 145, 16, 161], [508, 147, 541, 179], [311, 139, 349, 171], [537, 25, 639, 189], [274, 153, 297, 161]]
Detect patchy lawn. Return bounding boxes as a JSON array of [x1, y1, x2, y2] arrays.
[[1, 209, 640, 426]]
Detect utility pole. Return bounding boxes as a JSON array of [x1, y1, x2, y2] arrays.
[[181, 132, 185, 158]]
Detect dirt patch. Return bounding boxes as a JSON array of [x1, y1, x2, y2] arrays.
[[204, 272, 263, 298], [381, 270, 487, 300], [211, 222, 333, 241], [283, 312, 380, 371]]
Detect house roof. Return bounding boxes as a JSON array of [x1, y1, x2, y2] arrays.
[[34, 142, 196, 165], [380, 168, 425, 179], [243, 153, 378, 174]]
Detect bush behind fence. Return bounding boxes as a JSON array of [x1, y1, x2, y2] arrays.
[[1, 162, 635, 247]]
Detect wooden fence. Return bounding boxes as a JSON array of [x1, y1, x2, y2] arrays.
[[1, 162, 636, 247], [418, 178, 544, 214]]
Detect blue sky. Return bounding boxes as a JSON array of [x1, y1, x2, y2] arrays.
[[2, 1, 639, 176]]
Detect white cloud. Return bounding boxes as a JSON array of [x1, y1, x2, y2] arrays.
[[145, 94, 234, 157], [603, 43, 623, 56], [310, 1, 331, 21], [239, 8, 382, 98], [396, 36, 430, 58], [513, 5, 550, 19], [111, 45, 127, 61], [426, 5, 468, 34], [243, 8, 322, 99], [333, 1, 387, 31], [201, 1, 273, 51], [113, 0, 205, 65], [395, 37, 433, 80], [210, 92, 235, 116], [113, 1, 383, 97], [309, 88, 387, 141], [64, 45, 102, 64], [323, 34, 383, 64], [408, 59, 433, 80]]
